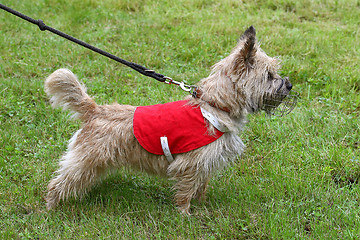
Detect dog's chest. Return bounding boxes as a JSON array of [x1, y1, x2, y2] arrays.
[[133, 100, 224, 156]]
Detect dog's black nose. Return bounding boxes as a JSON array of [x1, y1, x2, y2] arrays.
[[283, 77, 292, 90], [286, 82, 293, 91], [286, 82, 293, 90]]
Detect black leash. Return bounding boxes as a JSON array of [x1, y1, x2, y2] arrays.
[[0, 3, 197, 95]]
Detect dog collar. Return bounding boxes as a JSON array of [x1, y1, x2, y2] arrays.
[[192, 88, 231, 113]]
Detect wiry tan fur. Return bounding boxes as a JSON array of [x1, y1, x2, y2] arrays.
[[45, 26, 293, 214]]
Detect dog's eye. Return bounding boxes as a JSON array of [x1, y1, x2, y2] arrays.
[[267, 72, 273, 81]]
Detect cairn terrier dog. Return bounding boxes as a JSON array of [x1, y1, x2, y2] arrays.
[[45, 26, 294, 214]]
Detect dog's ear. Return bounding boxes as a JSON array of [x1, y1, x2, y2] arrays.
[[239, 25, 256, 42], [231, 26, 257, 75]]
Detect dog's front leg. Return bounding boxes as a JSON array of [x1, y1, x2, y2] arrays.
[[194, 177, 210, 203], [172, 168, 210, 215]]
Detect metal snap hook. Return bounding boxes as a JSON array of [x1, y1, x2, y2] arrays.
[[179, 82, 193, 92]]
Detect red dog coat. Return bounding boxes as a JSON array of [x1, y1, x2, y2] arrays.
[[133, 100, 224, 155]]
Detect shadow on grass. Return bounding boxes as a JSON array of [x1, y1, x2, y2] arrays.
[[332, 169, 360, 188], [55, 172, 176, 213], [54, 171, 240, 215]]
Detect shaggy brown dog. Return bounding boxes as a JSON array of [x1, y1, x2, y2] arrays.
[[45, 26, 294, 214]]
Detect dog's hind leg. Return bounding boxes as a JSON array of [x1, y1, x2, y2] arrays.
[[46, 130, 109, 210], [46, 150, 108, 210]]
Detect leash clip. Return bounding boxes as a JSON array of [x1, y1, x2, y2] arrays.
[[164, 76, 196, 94], [179, 82, 193, 92]]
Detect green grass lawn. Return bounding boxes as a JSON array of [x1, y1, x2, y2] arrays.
[[1, 0, 359, 239]]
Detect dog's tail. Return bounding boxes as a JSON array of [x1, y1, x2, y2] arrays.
[[45, 68, 98, 120]]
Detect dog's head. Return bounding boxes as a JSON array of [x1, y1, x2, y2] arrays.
[[229, 26, 297, 116], [199, 26, 297, 117]]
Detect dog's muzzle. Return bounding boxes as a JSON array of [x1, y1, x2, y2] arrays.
[[263, 90, 299, 117]]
